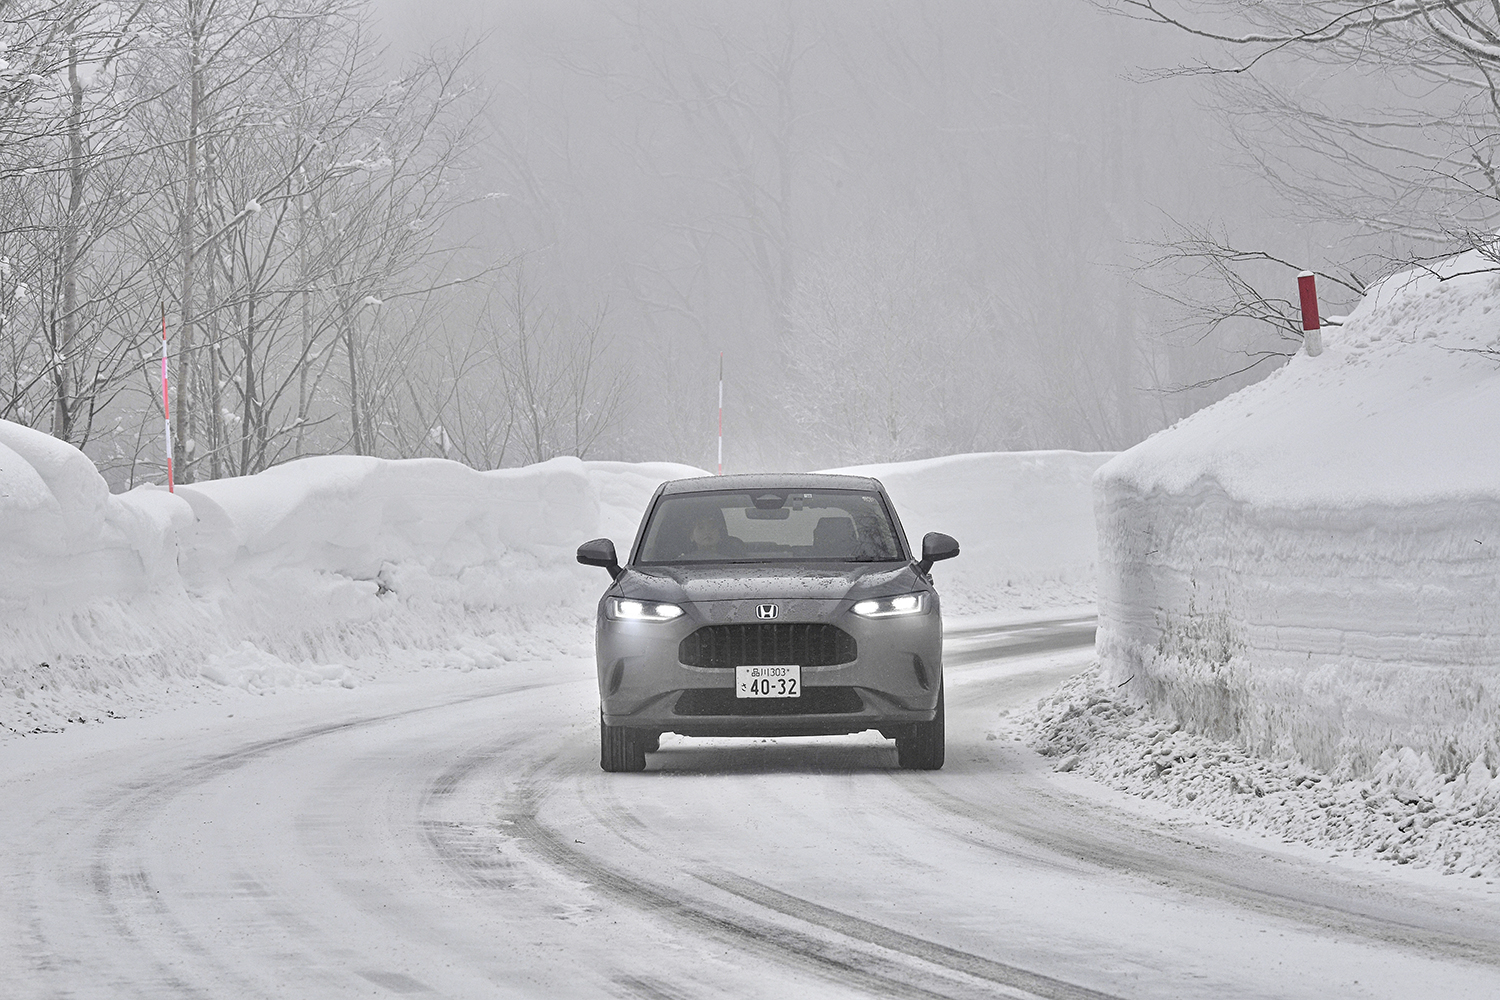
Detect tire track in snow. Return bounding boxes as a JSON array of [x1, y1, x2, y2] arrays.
[[418, 734, 532, 893], [696, 870, 1120, 1000], [902, 764, 1500, 967], [476, 746, 1125, 1000], [902, 656, 1500, 973], [450, 617, 1122, 999], [942, 617, 1097, 667], [47, 683, 562, 998]]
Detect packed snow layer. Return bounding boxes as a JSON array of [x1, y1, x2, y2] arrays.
[[829, 451, 1113, 615], [1096, 251, 1500, 776], [1, 433, 1104, 734]]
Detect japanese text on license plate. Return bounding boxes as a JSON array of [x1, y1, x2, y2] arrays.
[[736, 664, 800, 698]]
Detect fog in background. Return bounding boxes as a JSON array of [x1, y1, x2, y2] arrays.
[[3, 0, 1358, 484], [367, 0, 1299, 471]]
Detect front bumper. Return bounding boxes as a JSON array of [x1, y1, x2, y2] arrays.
[[595, 598, 943, 736]]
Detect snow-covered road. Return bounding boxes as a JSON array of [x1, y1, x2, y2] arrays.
[[5, 620, 1499, 999]]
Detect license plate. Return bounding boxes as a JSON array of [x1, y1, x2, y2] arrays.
[[736, 664, 801, 698]]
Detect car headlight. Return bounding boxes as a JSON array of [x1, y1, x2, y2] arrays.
[[851, 593, 927, 618], [607, 598, 685, 622]]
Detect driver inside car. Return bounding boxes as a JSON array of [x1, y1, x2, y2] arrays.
[[687, 510, 745, 558]]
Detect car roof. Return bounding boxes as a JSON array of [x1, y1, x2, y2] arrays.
[[659, 472, 885, 495]]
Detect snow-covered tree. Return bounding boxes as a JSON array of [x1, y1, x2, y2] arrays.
[[0, 0, 494, 482]]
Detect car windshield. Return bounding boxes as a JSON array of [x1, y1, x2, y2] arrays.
[[636, 489, 905, 564]]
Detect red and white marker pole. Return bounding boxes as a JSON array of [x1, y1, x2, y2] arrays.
[[1297, 271, 1323, 357], [161, 304, 174, 492], [716, 352, 724, 476]]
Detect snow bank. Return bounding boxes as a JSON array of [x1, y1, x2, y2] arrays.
[[0, 421, 192, 609], [1096, 251, 1500, 776], [0, 432, 1105, 734], [828, 451, 1113, 616], [0, 438, 705, 734]]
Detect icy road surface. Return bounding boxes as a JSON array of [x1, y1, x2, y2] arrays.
[[4, 618, 1499, 999]]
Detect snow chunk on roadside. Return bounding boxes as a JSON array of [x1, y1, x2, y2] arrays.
[[1017, 667, 1500, 879], [200, 643, 355, 693]]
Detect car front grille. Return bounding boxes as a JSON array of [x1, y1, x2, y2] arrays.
[[678, 623, 857, 668], [673, 687, 864, 716]]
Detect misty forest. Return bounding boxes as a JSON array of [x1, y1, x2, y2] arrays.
[[4, 0, 1499, 486]]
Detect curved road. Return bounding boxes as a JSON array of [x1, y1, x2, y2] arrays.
[[4, 617, 1499, 998]]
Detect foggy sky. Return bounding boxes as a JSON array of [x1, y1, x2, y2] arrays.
[[362, 0, 1302, 471]]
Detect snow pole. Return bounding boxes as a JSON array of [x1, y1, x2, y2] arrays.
[[1297, 271, 1323, 357], [161, 303, 173, 492], [717, 352, 724, 475]]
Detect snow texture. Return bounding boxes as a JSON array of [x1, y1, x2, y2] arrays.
[[1096, 250, 1500, 779], [830, 450, 1112, 616], [0, 420, 191, 608], [0, 434, 1104, 735], [0, 433, 704, 735], [1020, 666, 1500, 879]]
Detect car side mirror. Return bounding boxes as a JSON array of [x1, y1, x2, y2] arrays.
[[577, 538, 622, 579], [917, 532, 959, 574]]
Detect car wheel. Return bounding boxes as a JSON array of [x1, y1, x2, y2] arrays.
[[600, 711, 647, 772], [641, 732, 661, 753], [896, 685, 944, 770]]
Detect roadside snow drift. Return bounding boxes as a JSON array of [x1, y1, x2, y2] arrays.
[[1096, 251, 1500, 778], [0, 434, 1104, 734], [0, 430, 703, 733], [0, 421, 191, 608]]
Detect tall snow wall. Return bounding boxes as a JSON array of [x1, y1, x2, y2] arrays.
[[1096, 253, 1500, 776]]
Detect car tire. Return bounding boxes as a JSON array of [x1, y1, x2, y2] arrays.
[[600, 711, 647, 772], [641, 732, 661, 753], [896, 685, 944, 770]]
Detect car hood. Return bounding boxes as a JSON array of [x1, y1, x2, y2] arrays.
[[616, 562, 920, 604]]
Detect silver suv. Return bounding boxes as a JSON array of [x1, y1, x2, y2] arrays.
[[577, 474, 958, 772]]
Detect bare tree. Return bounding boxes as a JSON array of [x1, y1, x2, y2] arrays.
[[390, 316, 515, 467], [1134, 222, 1366, 392], [492, 265, 630, 465], [106, 10, 495, 479], [0, 1, 164, 450], [0, 0, 506, 484], [1069, 2, 1500, 407], [318, 46, 494, 460], [481, 2, 1197, 463], [783, 215, 1007, 466], [1103, 1, 1500, 260], [605, 3, 811, 351]]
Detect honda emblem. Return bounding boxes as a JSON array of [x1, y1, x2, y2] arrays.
[[756, 603, 778, 620]]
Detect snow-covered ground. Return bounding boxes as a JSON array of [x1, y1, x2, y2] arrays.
[[1096, 252, 1500, 781], [1017, 664, 1500, 880], [7, 640, 1499, 999], [0, 429, 1105, 736], [8, 410, 1500, 992]]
